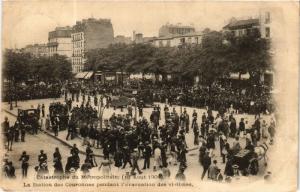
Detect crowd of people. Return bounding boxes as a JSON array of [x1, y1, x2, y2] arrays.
[[2, 92, 276, 181], [2, 78, 276, 182], [64, 80, 273, 115], [3, 83, 62, 102]]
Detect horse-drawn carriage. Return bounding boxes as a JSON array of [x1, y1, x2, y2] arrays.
[[49, 102, 69, 131], [232, 143, 269, 176], [17, 109, 40, 133], [122, 87, 154, 108]]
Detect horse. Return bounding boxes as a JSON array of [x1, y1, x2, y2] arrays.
[[254, 142, 269, 166]]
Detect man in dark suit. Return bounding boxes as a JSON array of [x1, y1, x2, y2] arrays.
[[131, 149, 142, 175], [201, 151, 211, 180], [142, 142, 152, 169], [38, 150, 47, 166], [19, 151, 29, 178]]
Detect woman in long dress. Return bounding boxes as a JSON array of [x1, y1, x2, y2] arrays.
[[53, 147, 64, 175]]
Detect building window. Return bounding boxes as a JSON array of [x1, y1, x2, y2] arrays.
[[265, 27, 270, 38], [265, 12, 270, 24]]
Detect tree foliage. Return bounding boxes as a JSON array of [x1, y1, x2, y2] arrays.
[[86, 31, 272, 86], [3, 50, 72, 83]]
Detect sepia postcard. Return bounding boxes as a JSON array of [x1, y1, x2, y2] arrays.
[[0, 1, 298, 192]]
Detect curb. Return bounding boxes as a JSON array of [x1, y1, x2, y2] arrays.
[[2, 109, 18, 118], [41, 130, 104, 158]]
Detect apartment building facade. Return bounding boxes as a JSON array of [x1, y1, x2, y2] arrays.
[[48, 26, 73, 58], [71, 18, 114, 73]]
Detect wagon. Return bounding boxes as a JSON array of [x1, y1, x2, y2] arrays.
[[17, 109, 40, 133], [232, 149, 259, 176]]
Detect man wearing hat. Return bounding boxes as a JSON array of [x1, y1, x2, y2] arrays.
[[221, 137, 230, 164], [143, 141, 152, 169], [2, 116, 10, 135], [38, 150, 47, 166], [201, 151, 211, 180], [19, 151, 29, 178], [122, 146, 132, 169], [131, 149, 142, 175], [4, 161, 16, 179]]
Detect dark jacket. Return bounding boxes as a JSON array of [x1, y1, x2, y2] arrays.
[[202, 154, 211, 169]]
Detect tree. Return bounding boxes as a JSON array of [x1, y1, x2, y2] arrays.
[[125, 43, 156, 74], [3, 49, 72, 84], [52, 54, 73, 81], [84, 30, 271, 87], [224, 31, 271, 84], [3, 49, 31, 82], [186, 31, 231, 86]]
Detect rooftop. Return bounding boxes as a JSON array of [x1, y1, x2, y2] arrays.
[[161, 23, 195, 29], [223, 18, 259, 30], [73, 18, 112, 32], [49, 26, 72, 39], [154, 31, 203, 40]]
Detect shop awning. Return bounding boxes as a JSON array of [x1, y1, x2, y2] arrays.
[[84, 72, 94, 79], [74, 72, 88, 79]]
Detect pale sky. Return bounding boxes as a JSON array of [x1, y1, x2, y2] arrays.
[[2, 1, 276, 49]]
